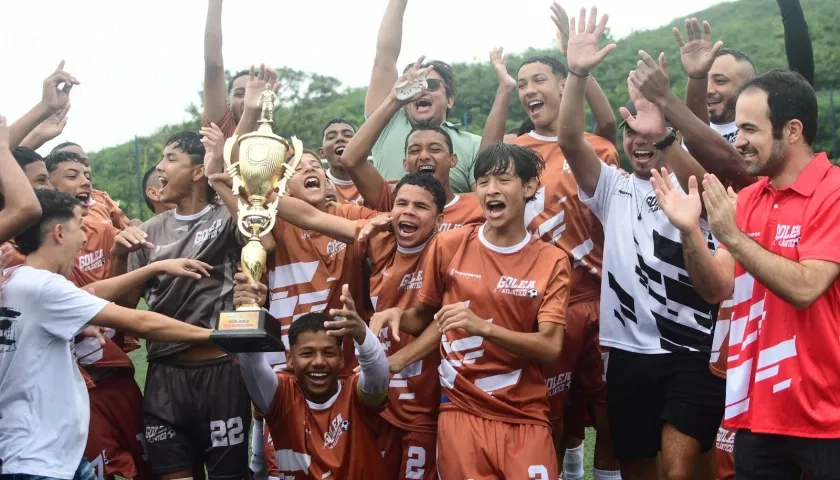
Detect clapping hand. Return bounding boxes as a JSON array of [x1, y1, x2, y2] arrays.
[[701, 174, 739, 244], [651, 168, 702, 234]]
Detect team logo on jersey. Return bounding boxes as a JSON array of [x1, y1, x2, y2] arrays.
[[324, 413, 349, 449], [78, 248, 105, 271], [437, 222, 462, 232], [775, 224, 801, 248], [326, 239, 346, 258], [0, 307, 20, 353], [145, 425, 176, 443], [495, 275, 537, 297], [716, 426, 735, 453], [449, 268, 481, 280], [194, 218, 224, 245], [645, 195, 661, 214], [399, 270, 423, 290], [545, 371, 572, 396]]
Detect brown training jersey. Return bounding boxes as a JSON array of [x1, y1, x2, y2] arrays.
[[353, 221, 440, 434], [128, 204, 241, 360], [88, 189, 130, 229], [364, 178, 484, 232], [418, 224, 571, 427], [513, 132, 619, 303], [202, 111, 237, 139], [325, 170, 364, 205], [263, 372, 388, 479], [265, 203, 377, 376]]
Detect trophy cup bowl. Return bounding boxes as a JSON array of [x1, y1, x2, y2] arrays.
[[210, 84, 303, 352]]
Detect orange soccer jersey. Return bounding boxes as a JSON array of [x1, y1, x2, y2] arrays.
[[513, 131, 619, 303], [265, 203, 377, 375], [263, 372, 388, 479], [326, 171, 364, 205], [354, 222, 439, 434], [88, 190, 130, 229], [365, 178, 484, 232], [418, 224, 571, 426]]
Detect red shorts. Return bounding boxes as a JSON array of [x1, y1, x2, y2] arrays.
[[86, 371, 153, 480], [543, 299, 606, 423], [376, 420, 437, 480], [437, 410, 557, 480], [716, 423, 735, 480]]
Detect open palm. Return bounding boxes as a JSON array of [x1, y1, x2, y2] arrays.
[[565, 7, 616, 75], [651, 169, 702, 233], [674, 18, 723, 78]]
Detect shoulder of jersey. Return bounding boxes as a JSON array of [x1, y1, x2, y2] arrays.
[[529, 234, 570, 261], [435, 222, 477, 242]]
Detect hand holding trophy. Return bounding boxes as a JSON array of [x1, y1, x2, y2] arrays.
[[210, 82, 303, 352]]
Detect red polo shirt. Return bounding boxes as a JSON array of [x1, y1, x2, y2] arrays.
[[723, 153, 840, 438]]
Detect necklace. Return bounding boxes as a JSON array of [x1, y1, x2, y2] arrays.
[[631, 178, 653, 221]]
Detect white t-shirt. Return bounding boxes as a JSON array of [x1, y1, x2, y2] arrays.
[[580, 163, 718, 354], [0, 265, 109, 478], [710, 121, 738, 145]]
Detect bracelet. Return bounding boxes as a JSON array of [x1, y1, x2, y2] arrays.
[[568, 69, 590, 78], [688, 74, 708, 80]]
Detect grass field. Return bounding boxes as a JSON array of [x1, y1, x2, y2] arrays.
[[128, 342, 598, 479]]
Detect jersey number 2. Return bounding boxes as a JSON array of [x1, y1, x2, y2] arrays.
[[210, 417, 245, 447], [405, 446, 426, 479]]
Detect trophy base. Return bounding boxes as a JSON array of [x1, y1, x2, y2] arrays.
[[210, 308, 285, 352]]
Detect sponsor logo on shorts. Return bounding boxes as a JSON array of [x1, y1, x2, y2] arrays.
[[145, 425, 176, 443], [324, 414, 349, 449], [716, 426, 735, 453]]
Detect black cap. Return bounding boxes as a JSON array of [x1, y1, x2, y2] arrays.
[[619, 100, 673, 130]]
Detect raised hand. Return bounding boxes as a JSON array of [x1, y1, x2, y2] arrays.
[[200, 122, 225, 175], [369, 307, 402, 341], [156, 259, 213, 279], [620, 76, 667, 140], [489, 48, 515, 91], [701, 174, 739, 244], [357, 213, 393, 242], [650, 168, 702, 234], [629, 50, 673, 107], [674, 18, 723, 78], [392, 55, 433, 105], [112, 226, 154, 256], [0, 116, 9, 151], [243, 64, 279, 111], [232, 271, 267, 308], [41, 61, 80, 114], [327, 284, 367, 344], [565, 6, 617, 76], [550, 3, 571, 57], [435, 302, 489, 336], [26, 103, 71, 145]]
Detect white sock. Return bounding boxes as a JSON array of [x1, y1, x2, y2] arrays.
[[563, 443, 585, 480], [250, 420, 267, 478], [593, 468, 622, 480]]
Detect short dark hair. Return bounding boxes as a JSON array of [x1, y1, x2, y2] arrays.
[[405, 123, 454, 155], [403, 60, 457, 99], [142, 166, 158, 212], [473, 143, 545, 203], [321, 117, 357, 138], [228, 70, 250, 94], [13, 147, 44, 169], [15, 189, 80, 255], [716, 48, 756, 70], [737, 69, 818, 145], [165, 131, 205, 166], [394, 172, 447, 213], [44, 150, 86, 173], [50, 141, 82, 154], [288, 312, 341, 348], [519, 56, 569, 78]]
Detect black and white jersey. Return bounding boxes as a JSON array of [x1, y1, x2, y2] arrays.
[[711, 121, 738, 145], [580, 163, 718, 354]]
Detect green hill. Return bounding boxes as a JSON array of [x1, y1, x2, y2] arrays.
[[90, 0, 839, 220]]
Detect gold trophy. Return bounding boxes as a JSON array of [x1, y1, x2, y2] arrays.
[[210, 83, 303, 352]]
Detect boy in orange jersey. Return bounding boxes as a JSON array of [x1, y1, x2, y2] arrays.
[[318, 118, 363, 205], [233, 171, 447, 479], [375, 143, 571, 479], [339, 59, 484, 232], [231, 285, 390, 479]]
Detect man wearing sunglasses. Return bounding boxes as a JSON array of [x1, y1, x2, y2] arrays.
[[366, 0, 481, 194]]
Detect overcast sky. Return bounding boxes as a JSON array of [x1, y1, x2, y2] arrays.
[[0, 0, 732, 153]]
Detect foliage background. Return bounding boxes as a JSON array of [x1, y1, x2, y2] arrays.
[[90, 0, 839, 220]]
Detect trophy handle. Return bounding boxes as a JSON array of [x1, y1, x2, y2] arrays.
[[223, 135, 239, 169]]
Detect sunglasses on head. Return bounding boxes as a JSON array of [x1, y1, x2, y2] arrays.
[[425, 79, 443, 92]]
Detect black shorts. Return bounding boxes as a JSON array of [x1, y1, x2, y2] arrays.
[[606, 348, 724, 461], [142, 355, 252, 479], [734, 429, 840, 480]]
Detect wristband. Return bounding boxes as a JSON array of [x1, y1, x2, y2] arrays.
[[653, 127, 678, 150], [688, 74, 708, 80], [568, 69, 590, 78]]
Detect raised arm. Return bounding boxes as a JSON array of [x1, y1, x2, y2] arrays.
[[231, 65, 279, 141], [557, 7, 616, 198], [9, 61, 79, 150], [480, 48, 516, 149], [236, 352, 278, 413], [778, 0, 814, 86], [0, 117, 41, 243], [203, 0, 229, 125], [273, 195, 358, 244], [674, 18, 722, 125], [365, 0, 408, 116], [19, 104, 70, 151]]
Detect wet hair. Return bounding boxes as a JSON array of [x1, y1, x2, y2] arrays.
[[44, 150, 86, 173], [51, 141, 83, 154], [404, 123, 454, 155], [519, 56, 569, 78], [402, 60, 457, 99], [288, 312, 342, 348], [716, 48, 756, 71], [321, 117, 357, 138], [13, 147, 44, 169], [142, 166, 158, 212], [165, 131, 216, 202], [15, 189, 80, 255], [473, 143, 545, 203], [394, 172, 447, 214], [228, 70, 250, 94], [737, 69, 818, 145]]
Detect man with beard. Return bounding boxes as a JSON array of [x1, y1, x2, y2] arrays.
[[653, 70, 840, 480], [366, 0, 480, 193], [559, 9, 722, 480], [202, 0, 248, 138], [317, 118, 362, 204]]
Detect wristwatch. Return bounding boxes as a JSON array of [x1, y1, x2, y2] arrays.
[[653, 127, 677, 150]]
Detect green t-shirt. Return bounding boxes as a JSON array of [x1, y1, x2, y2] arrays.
[[371, 109, 481, 193]]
